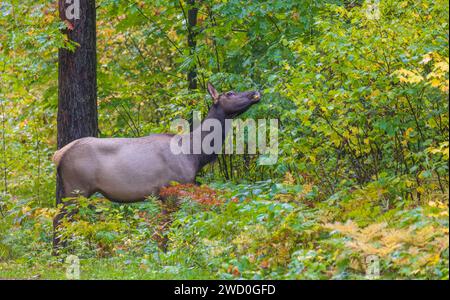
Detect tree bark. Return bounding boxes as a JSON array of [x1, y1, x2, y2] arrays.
[[56, 0, 98, 204], [187, 0, 198, 90]]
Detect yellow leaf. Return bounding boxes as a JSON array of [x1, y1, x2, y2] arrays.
[[394, 69, 424, 84], [430, 78, 441, 88], [435, 61, 449, 72]]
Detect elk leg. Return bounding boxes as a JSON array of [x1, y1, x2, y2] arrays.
[[52, 201, 76, 255], [153, 196, 180, 252], [52, 181, 91, 255]]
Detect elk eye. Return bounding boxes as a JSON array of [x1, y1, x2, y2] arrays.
[[226, 91, 235, 97]]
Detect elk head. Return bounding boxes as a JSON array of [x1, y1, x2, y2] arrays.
[[207, 83, 261, 118]]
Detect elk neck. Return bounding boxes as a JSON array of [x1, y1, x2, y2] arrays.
[[190, 104, 229, 171]]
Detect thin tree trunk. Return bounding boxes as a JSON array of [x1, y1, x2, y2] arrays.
[[1, 99, 7, 195], [180, 0, 199, 132], [187, 0, 198, 90]]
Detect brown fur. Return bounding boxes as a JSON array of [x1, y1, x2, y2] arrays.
[[53, 85, 260, 202]]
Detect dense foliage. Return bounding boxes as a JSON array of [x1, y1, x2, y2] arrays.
[[0, 0, 448, 279]]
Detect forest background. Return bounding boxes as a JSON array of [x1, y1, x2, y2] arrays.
[[0, 0, 448, 279]]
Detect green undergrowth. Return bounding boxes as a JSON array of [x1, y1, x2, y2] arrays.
[[0, 179, 448, 280]]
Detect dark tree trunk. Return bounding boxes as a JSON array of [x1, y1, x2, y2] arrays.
[[187, 0, 198, 90], [54, 0, 97, 254], [56, 0, 98, 204], [185, 0, 199, 132]]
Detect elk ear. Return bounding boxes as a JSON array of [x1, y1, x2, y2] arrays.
[[207, 82, 219, 104]]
